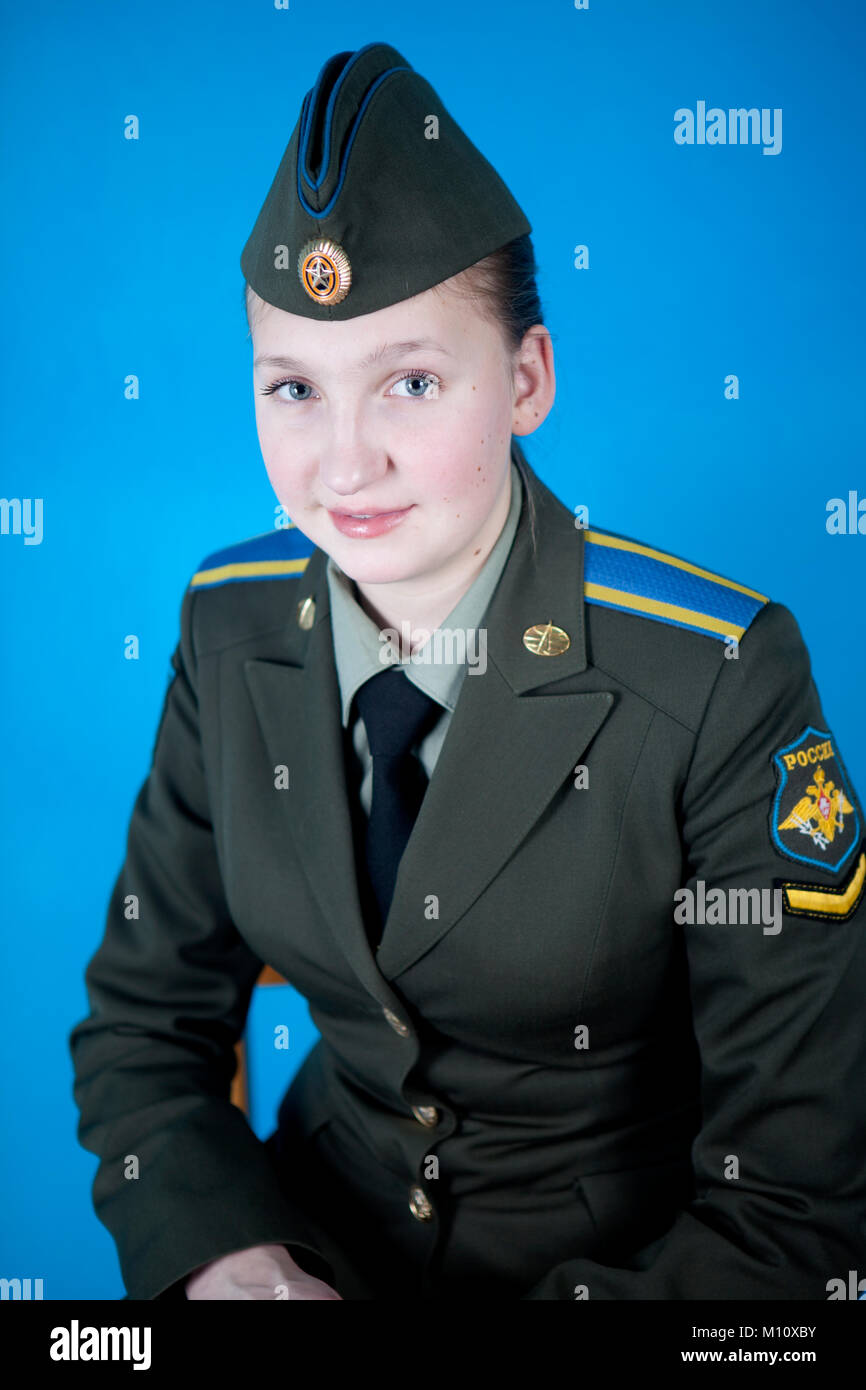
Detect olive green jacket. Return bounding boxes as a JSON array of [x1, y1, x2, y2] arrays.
[[69, 461, 866, 1300]]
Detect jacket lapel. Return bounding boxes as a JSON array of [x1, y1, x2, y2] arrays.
[[243, 549, 393, 1006], [242, 464, 613, 996], [376, 467, 613, 977]]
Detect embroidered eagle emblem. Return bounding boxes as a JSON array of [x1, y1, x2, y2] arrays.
[[771, 726, 861, 872], [778, 765, 853, 851]]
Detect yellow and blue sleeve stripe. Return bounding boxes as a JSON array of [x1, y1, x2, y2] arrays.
[[583, 529, 768, 642], [190, 524, 316, 589]]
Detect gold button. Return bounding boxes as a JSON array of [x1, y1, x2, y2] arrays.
[[297, 596, 316, 630], [412, 1105, 439, 1128], [383, 1006, 410, 1037], [408, 1186, 433, 1222], [522, 620, 570, 656]]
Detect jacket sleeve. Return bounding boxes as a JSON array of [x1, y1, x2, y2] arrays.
[[68, 579, 336, 1300], [523, 600, 866, 1299]]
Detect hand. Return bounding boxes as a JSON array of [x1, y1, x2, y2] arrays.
[[184, 1242, 343, 1300]]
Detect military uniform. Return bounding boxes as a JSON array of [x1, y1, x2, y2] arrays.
[[68, 41, 866, 1300], [69, 456, 866, 1300]]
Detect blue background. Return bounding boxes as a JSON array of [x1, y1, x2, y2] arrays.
[[1, 0, 863, 1298]]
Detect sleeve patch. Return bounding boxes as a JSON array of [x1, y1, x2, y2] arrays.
[[770, 726, 862, 872], [776, 848, 866, 922]]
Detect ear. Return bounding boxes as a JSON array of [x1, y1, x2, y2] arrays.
[[511, 325, 556, 437]]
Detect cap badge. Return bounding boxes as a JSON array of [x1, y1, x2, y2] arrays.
[[297, 237, 352, 305]]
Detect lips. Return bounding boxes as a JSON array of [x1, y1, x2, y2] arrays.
[[327, 504, 414, 539], [333, 508, 406, 517]]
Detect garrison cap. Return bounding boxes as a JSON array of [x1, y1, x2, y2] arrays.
[[240, 41, 531, 321]]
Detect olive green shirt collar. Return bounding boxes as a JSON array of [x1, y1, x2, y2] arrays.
[[326, 462, 523, 726]]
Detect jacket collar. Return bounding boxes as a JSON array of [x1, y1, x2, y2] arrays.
[[324, 459, 526, 725]]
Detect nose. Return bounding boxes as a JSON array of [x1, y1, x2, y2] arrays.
[[317, 403, 389, 499]]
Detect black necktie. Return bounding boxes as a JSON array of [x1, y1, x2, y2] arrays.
[[352, 667, 441, 934]]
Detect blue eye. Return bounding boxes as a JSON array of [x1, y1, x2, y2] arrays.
[[391, 371, 441, 399], [258, 378, 315, 400], [257, 370, 442, 401]]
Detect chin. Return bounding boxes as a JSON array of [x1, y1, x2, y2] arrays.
[[332, 552, 430, 586]]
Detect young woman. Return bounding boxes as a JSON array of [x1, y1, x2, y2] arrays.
[[70, 41, 866, 1302]]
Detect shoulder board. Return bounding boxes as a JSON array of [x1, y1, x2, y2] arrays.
[[189, 524, 316, 590], [583, 527, 768, 642]]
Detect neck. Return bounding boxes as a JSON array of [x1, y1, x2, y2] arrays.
[[353, 469, 512, 652]]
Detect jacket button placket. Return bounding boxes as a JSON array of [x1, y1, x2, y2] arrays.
[[379, 999, 453, 1279]]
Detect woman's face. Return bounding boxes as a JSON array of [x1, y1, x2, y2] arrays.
[[250, 282, 549, 593]]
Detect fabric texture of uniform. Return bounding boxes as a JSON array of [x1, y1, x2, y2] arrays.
[[69, 459, 866, 1300]]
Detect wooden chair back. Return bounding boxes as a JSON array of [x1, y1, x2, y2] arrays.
[[230, 964, 287, 1115]]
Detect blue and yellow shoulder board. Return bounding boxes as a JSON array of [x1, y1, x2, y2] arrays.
[[583, 528, 768, 642], [190, 524, 316, 590]]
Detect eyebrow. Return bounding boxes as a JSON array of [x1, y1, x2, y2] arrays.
[[253, 339, 454, 372]]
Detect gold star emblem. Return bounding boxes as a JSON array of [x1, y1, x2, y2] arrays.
[[298, 238, 352, 305]]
